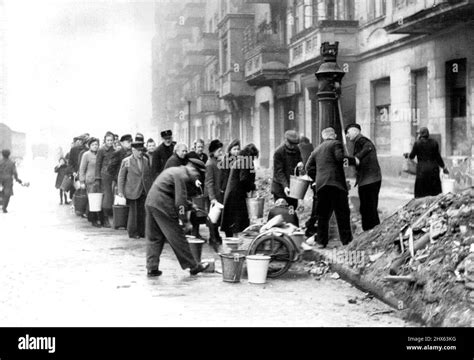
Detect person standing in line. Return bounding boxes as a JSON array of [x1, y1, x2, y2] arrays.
[[345, 123, 382, 231], [54, 157, 72, 205], [188, 139, 208, 165], [145, 159, 209, 277], [146, 138, 156, 166], [164, 143, 188, 169], [79, 137, 104, 227], [204, 139, 225, 251], [404, 127, 449, 198], [151, 130, 175, 180], [306, 128, 352, 248], [220, 139, 240, 194], [110, 134, 133, 186], [271, 130, 304, 210], [118, 140, 152, 239], [0, 149, 24, 213], [95, 131, 115, 228], [221, 144, 259, 237]]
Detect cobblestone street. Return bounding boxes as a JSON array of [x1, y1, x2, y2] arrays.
[[0, 160, 418, 327]]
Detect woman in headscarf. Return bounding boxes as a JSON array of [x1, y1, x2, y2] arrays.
[[405, 127, 449, 198], [220, 143, 259, 237]]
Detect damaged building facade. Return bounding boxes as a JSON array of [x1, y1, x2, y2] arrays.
[[152, 0, 474, 185]]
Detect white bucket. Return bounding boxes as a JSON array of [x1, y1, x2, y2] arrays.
[[208, 202, 224, 224], [114, 195, 127, 206], [442, 178, 455, 194], [223, 237, 242, 252], [246, 255, 271, 284], [88, 193, 103, 212]]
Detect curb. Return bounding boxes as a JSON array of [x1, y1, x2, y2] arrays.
[[303, 249, 426, 326]]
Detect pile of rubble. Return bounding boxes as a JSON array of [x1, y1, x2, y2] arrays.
[[346, 191, 474, 326]]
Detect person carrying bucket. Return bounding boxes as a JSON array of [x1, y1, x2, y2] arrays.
[[204, 139, 225, 252], [271, 130, 304, 211], [145, 159, 209, 277]]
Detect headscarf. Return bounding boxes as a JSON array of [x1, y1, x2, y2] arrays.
[[418, 127, 429, 139]]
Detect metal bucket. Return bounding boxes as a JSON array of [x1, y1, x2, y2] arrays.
[[73, 190, 88, 215], [88, 193, 103, 212], [219, 253, 246, 283], [113, 205, 129, 229], [289, 168, 311, 199], [246, 197, 264, 219], [187, 236, 205, 263], [223, 237, 243, 252]]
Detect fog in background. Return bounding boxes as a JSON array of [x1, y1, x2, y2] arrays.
[[4, 0, 154, 156]]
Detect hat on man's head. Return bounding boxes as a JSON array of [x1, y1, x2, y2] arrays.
[[208, 139, 223, 154], [120, 134, 133, 142], [345, 123, 361, 133], [188, 158, 206, 174], [135, 133, 145, 142], [161, 130, 172, 139], [285, 130, 300, 145], [131, 141, 145, 149]]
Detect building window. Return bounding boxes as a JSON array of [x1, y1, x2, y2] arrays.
[[367, 0, 386, 21], [373, 78, 391, 155]]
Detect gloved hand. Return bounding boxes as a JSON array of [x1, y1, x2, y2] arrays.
[[284, 187, 291, 197]]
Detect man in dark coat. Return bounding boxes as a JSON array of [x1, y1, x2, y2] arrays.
[[299, 136, 314, 166], [118, 140, 153, 239], [306, 128, 352, 247], [151, 130, 175, 180], [406, 127, 448, 198], [271, 130, 304, 210], [164, 143, 188, 169], [69, 135, 87, 175], [0, 149, 23, 213], [345, 123, 382, 231], [145, 160, 209, 277]]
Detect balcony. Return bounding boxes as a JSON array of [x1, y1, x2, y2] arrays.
[[196, 92, 221, 113], [244, 33, 289, 86], [183, 2, 205, 27], [220, 72, 254, 99], [385, 0, 474, 34], [197, 32, 218, 56], [288, 25, 357, 71], [183, 52, 205, 74]]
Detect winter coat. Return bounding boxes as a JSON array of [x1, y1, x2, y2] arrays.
[[306, 139, 348, 194], [271, 144, 303, 199], [54, 164, 72, 189], [0, 158, 21, 197], [204, 156, 224, 203], [95, 145, 115, 180], [69, 144, 86, 173], [151, 142, 175, 179], [118, 155, 152, 200], [109, 148, 132, 181], [79, 150, 98, 192], [409, 137, 445, 198], [145, 166, 196, 222], [221, 156, 257, 234], [350, 134, 382, 187]]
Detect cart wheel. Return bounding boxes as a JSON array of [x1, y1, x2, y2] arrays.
[[248, 233, 296, 278]]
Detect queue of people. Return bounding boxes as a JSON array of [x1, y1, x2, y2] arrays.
[[38, 122, 451, 276]]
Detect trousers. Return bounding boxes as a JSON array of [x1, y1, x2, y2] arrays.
[[146, 205, 197, 271], [358, 181, 381, 231], [127, 193, 146, 238], [316, 186, 352, 246]]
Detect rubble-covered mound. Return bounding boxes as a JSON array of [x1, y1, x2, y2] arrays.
[[347, 191, 474, 326]]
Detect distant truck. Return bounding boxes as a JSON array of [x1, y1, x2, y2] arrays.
[[0, 123, 26, 161]]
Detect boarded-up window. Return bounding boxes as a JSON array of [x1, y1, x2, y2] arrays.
[[373, 78, 391, 154]]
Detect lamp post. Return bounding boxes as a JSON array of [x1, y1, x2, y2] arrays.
[[315, 42, 345, 142], [187, 100, 192, 148]]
